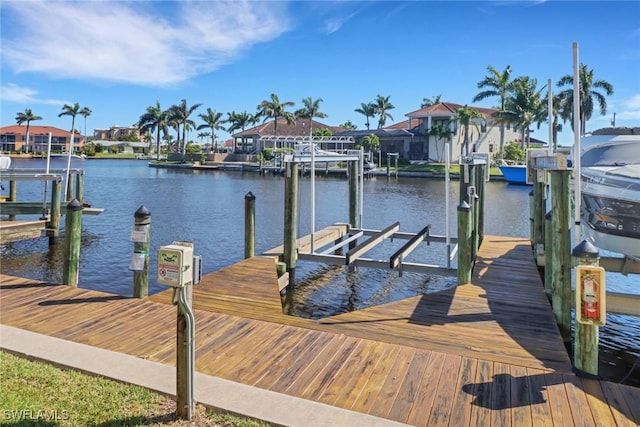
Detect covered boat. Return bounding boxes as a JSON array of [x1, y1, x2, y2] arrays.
[[580, 127, 640, 257]]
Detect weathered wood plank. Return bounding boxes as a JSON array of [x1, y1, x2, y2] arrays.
[[425, 353, 462, 426], [448, 356, 478, 427], [405, 351, 446, 426]]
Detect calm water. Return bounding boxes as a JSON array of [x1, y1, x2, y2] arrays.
[[1, 158, 638, 385]]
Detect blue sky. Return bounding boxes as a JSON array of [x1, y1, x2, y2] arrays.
[[1, 1, 639, 147]]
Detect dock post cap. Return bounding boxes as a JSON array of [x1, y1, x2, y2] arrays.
[[66, 198, 83, 211], [571, 240, 600, 259], [457, 200, 471, 211], [245, 191, 255, 200], [134, 205, 151, 218]]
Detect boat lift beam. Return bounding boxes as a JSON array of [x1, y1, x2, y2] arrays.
[[297, 252, 457, 277], [390, 225, 431, 271], [318, 231, 363, 255], [346, 222, 400, 265]]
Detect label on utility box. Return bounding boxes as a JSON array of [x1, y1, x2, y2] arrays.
[[158, 247, 183, 287]]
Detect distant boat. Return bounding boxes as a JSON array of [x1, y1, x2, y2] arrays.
[[498, 161, 529, 185], [50, 153, 87, 160], [580, 127, 640, 257]]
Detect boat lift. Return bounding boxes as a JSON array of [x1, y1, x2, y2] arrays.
[[264, 136, 460, 278]]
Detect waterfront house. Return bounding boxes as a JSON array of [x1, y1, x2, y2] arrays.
[[92, 140, 151, 155], [93, 125, 143, 141], [232, 118, 350, 154], [0, 125, 84, 154], [336, 102, 524, 163], [230, 102, 529, 163]]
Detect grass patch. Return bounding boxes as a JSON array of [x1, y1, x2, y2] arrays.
[[0, 351, 271, 426]]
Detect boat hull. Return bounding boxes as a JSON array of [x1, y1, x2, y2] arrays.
[[579, 130, 640, 257], [498, 165, 529, 185]]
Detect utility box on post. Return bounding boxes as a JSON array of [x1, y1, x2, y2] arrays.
[[158, 242, 194, 288]]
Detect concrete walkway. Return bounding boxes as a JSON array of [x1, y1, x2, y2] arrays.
[[1, 325, 408, 427]]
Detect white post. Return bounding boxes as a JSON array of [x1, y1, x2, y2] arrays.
[[45, 132, 52, 174], [64, 132, 74, 198], [445, 140, 451, 268], [573, 42, 582, 244], [359, 146, 364, 227], [310, 134, 315, 253], [548, 78, 554, 153]]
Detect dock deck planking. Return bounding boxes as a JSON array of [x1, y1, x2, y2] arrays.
[[1, 234, 638, 426]]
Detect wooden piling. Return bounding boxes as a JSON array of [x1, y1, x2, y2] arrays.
[[550, 170, 572, 343], [533, 175, 546, 262], [283, 161, 298, 286], [75, 172, 84, 203], [544, 211, 553, 299], [475, 163, 486, 244], [133, 206, 151, 298], [48, 179, 62, 245], [244, 192, 256, 259], [62, 199, 83, 287], [573, 240, 601, 376], [528, 189, 534, 247], [66, 174, 74, 201], [348, 159, 360, 229], [8, 180, 16, 220], [457, 201, 472, 285]]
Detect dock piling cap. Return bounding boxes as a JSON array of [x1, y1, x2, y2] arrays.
[[572, 240, 600, 259], [134, 205, 151, 218]]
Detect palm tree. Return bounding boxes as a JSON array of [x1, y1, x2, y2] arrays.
[[472, 65, 513, 152], [427, 123, 452, 162], [226, 111, 259, 153], [257, 93, 296, 136], [451, 105, 484, 157], [295, 97, 327, 137], [58, 103, 82, 151], [15, 108, 42, 153], [257, 94, 296, 154], [58, 102, 83, 195], [339, 120, 357, 130], [421, 94, 442, 109], [556, 63, 614, 136], [374, 95, 395, 129], [197, 108, 226, 153], [79, 107, 92, 144], [354, 102, 376, 130], [168, 99, 202, 155], [502, 76, 547, 148], [137, 101, 169, 160]]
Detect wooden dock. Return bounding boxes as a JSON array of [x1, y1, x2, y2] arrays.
[[1, 235, 638, 426], [0, 219, 46, 244]]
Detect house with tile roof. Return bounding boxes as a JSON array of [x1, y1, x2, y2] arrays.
[[230, 102, 530, 163], [336, 102, 525, 163], [232, 118, 350, 153], [0, 125, 84, 154]]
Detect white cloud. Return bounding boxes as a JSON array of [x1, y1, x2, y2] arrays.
[[0, 83, 68, 106], [1, 1, 290, 86], [322, 12, 357, 35]]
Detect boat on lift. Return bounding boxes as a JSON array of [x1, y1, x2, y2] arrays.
[[579, 127, 640, 257]]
